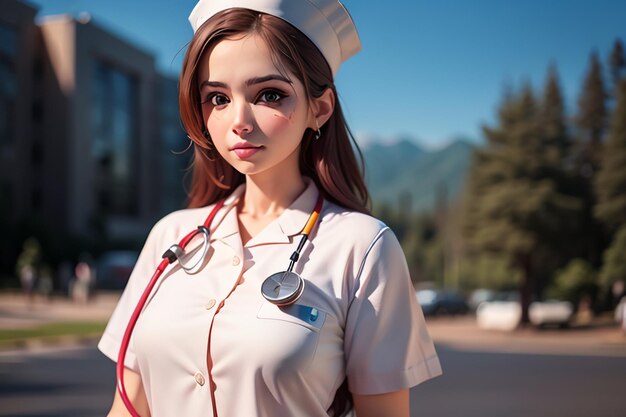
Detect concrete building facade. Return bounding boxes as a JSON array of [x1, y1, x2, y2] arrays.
[[1, 0, 190, 253]]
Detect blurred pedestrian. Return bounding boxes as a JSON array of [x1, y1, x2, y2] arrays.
[[616, 296, 626, 334], [72, 260, 93, 304], [57, 260, 73, 297], [15, 237, 42, 305], [37, 264, 54, 301]]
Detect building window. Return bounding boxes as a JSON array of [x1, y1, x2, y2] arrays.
[[158, 77, 189, 213], [0, 22, 17, 148], [91, 61, 139, 216], [0, 23, 17, 58]]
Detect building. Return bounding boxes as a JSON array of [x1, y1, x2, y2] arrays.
[[1, 0, 190, 260]]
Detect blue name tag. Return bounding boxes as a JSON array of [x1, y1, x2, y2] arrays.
[[291, 304, 324, 327], [257, 303, 327, 331]]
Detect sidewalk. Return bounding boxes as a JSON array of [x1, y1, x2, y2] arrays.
[[426, 315, 626, 357], [0, 291, 120, 351], [1, 291, 626, 356], [0, 291, 120, 329]]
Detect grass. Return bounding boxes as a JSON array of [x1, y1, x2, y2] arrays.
[[0, 321, 107, 348]]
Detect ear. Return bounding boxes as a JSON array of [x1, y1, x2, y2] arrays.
[[308, 87, 335, 129]]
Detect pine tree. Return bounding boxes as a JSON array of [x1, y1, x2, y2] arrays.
[[609, 39, 625, 95], [536, 66, 584, 291], [572, 52, 610, 267], [595, 79, 626, 231], [576, 51, 608, 150], [599, 225, 626, 288], [540, 64, 570, 165], [463, 82, 580, 325]]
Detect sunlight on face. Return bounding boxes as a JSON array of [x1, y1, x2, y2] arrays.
[[197, 33, 313, 179]]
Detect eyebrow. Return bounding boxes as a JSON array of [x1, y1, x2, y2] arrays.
[[200, 74, 293, 89]]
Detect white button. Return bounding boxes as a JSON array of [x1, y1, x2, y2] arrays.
[[205, 299, 216, 310], [232, 256, 241, 266], [194, 372, 205, 386]]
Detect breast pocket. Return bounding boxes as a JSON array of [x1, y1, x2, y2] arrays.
[[255, 303, 329, 371], [257, 303, 327, 331]]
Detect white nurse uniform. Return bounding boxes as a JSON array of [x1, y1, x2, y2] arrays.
[[98, 177, 442, 416]]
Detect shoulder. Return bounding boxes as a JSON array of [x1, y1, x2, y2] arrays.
[[321, 200, 390, 238], [147, 203, 219, 246], [318, 202, 410, 303], [318, 200, 399, 258], [154, 205, 211, 229]]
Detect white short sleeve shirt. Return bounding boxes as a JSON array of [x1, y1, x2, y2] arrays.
[[98, 179, 442, 417]]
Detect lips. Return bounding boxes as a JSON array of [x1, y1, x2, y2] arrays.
[[230, 142, 263, 159]]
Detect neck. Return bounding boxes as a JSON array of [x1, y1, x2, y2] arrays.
[[239, 174, 307, 218]]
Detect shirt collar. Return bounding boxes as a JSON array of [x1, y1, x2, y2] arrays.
[[276, 177, 320, 238], [209, 177, 321, 247]]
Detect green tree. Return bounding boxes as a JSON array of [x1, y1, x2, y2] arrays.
[[463, 82, 580, 324], [575, 51, 608, 166], [402, 212, 440, 285], [609, 39, 625, 96], [595, 79, 626, 231], [458, 253, 520, 292], [546, 259, 597, 306], [540, 64, 571, 164], [572, 52, 610, 267], [599, 225, 626, 287], [534, 65, 586, 293]]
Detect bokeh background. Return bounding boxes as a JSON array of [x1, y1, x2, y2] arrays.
[[3, 0, 625, 320], [1, 1, 626, 416]]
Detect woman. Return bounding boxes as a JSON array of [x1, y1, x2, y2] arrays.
[[99, 1, 442, 416]]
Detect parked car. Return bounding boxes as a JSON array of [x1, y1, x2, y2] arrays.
[[416, 289, 469, 316], [467, 288, 497, 311], [96, 251, 139, 290], [476, 300, 521, 331], [476, 293, 574, 331], [529, 300, 574, 328]]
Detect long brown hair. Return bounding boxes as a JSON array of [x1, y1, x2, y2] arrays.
[[179, 8, 369, 216]]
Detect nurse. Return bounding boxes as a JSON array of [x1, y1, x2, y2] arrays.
[[99, 1, 442, 416]]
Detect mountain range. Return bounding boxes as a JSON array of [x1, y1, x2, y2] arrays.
[[360, 137, 476, 213]]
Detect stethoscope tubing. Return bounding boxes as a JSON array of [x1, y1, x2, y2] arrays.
[[116, 199, 225, 417], [116, 193, 322, 416]]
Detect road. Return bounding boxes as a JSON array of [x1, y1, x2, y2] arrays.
[[1, 343, 625, 417], [410, 344, 626, 417]]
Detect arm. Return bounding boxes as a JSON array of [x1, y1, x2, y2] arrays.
[[106, 367, 151, 417], [353, 389, 409, 417]]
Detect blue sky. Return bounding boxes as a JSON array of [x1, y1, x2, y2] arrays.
[[30, 0, 626, 149]]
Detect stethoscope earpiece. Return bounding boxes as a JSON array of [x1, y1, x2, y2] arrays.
[[162, 225, 211, 275]]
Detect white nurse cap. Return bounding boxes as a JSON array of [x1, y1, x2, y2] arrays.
[[188, 0, 361, 77]]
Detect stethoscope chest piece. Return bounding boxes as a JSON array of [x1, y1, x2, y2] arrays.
[[261, 271, 305, 306]]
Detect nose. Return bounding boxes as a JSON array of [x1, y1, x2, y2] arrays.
[[231, 100, 254, 137]]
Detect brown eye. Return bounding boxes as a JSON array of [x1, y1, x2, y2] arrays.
[[258, 89, 286, 104], [211, 94, 229, 106]]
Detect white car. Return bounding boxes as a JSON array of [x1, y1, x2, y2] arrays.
[[529, 300, 574, 327], [476, 301, 521, 331], [477, 299, 574, 331]]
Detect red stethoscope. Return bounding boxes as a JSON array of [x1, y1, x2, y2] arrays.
[[117, 192, 324, 416]]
